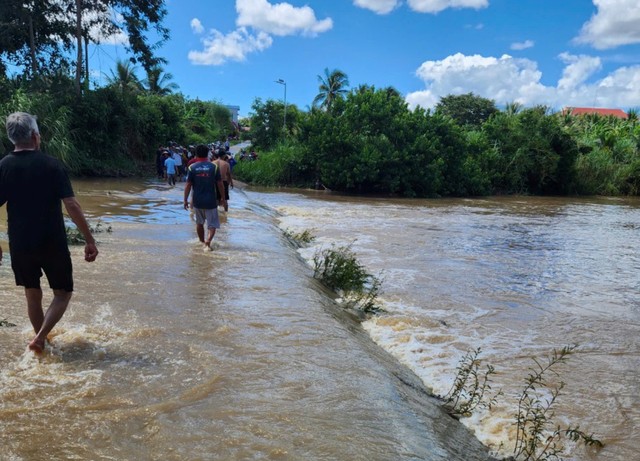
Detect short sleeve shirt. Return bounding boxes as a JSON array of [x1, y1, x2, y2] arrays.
[[0, 150, 74, 251], [164, 157, 177, 175], [187, 160, 220, 210]]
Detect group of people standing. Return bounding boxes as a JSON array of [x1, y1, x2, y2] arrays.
[[183, 144, 234, 250]]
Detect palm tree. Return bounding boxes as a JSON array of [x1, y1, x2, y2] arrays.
[[312, 68, 349, 110], [106, 60, 142, 94], [505, 101, 523, 116], [143, 65, 179, 95]]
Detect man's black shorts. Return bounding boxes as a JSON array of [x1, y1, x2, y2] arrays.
[[10, 245, 74, 292], [216, 181, 230, 201]]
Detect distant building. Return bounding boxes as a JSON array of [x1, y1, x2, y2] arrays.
[[562, 107, 628, 119], [225, 105, 240, 124]]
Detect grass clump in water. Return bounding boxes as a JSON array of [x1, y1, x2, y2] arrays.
[[0, 318, 16, 327], [312, 243, 383, 314], [66, 219, 112, 245], [283, 228, 316, 246]]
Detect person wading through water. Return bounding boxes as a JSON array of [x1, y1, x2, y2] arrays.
[[0, 112, 99, 353], [183, 144, 226, 250]]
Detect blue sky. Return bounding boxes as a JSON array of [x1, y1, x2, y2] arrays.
[[91, 0, 640, 117]]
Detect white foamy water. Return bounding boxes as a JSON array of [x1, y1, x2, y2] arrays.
[[266, 192, 640, 461]]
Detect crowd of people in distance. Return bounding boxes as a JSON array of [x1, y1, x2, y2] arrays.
[[156, 140, 238, 186], [236, 148, 258, 162]]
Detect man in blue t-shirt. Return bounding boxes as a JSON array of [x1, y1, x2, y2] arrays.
[[163, 152, 177, 186], [0, 112, 99, 353], [183, 145, 226, 249]]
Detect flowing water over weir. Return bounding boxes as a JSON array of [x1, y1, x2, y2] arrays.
[[0, 179, 494, 461]]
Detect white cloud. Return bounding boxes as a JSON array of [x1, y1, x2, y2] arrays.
[[236, 0, 333, 37], [510, 39, 534, 51], [188, 0, 332, 66], [190, 18, 204, 34], [353, 0, 401, 15], [406, 52, 640, 110], [575, 0, 640, 49], [407, 0, 489, 14], [188, 27, 273, 65], [557, 52, 601, 90]]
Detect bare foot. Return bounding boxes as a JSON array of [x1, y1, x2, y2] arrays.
[[28, 338, 45, 354], [204, 240, 213, 251]]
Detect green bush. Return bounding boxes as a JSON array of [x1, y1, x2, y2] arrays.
[[312, 243, 382, 313]]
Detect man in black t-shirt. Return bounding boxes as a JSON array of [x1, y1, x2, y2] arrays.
[[0, 112, 98, 354], [183, 144, 226, 250]]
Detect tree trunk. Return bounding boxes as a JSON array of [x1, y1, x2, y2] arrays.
[[28, 8, 37, 77], [74, 0, 83, 97], [84, 33, 90, 90]]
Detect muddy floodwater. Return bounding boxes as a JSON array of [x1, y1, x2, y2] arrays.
[[1, 178, 492, 461], [1, 178, 638, 461]]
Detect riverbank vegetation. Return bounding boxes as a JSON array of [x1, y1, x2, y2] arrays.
[[445, 345, 603, 461], [237, 84, 640, 196], [0, 74, 235, 176]]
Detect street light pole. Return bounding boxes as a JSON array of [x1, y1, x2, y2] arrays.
[[275, 78, 287, 133]]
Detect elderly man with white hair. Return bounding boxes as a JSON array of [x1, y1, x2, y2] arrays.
[[0, 112, 98, 353]]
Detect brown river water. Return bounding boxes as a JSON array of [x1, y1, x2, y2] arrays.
[[0, 177, 638, 461]]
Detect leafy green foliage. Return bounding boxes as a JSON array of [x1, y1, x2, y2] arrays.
[[564, 113, 640, 195], [248, 98, 302, 151], [481, 106, 580, 195], [312, 243, 383, 314], [283, 228, 316, 245], [436, 93, 498, 128], [513, 345, 604, 461], [234, 141, 314, 187], [312, 68, 350, 111], [443, 347, 502, 418]]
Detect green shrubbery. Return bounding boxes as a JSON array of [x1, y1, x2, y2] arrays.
[[0, 76, 234, 176], [244, 89, 639, 197], [312, 243, 382, 314]]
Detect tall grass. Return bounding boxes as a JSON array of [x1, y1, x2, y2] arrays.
[[312, 243, 382, 314]]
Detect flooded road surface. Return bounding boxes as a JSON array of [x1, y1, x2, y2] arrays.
[[0, 179, 493, 461]]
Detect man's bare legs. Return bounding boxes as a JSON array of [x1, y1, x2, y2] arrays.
[[196, 223, 205, 243], [25, 288, 44, 334], [26, 288, 72, 353], [204, 228, 216, 249]]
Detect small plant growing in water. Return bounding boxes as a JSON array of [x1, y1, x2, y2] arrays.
[[443, 347, 502, 418], [512, 345, 603, 461], [283, 228, 316, 245], [66, 219, 112, 245], [312, 243, 383, 314]]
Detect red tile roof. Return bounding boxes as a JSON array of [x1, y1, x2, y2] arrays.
[[562, 107, 628, 119]]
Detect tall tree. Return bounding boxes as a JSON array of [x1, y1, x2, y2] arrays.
[[72, 0, 170, 96], [143, 65, 178, 95], [0, 0, 73, 79], [106, 59, 142, 94], [436, 93, 498, 128], [312, 68, 349, 111]]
